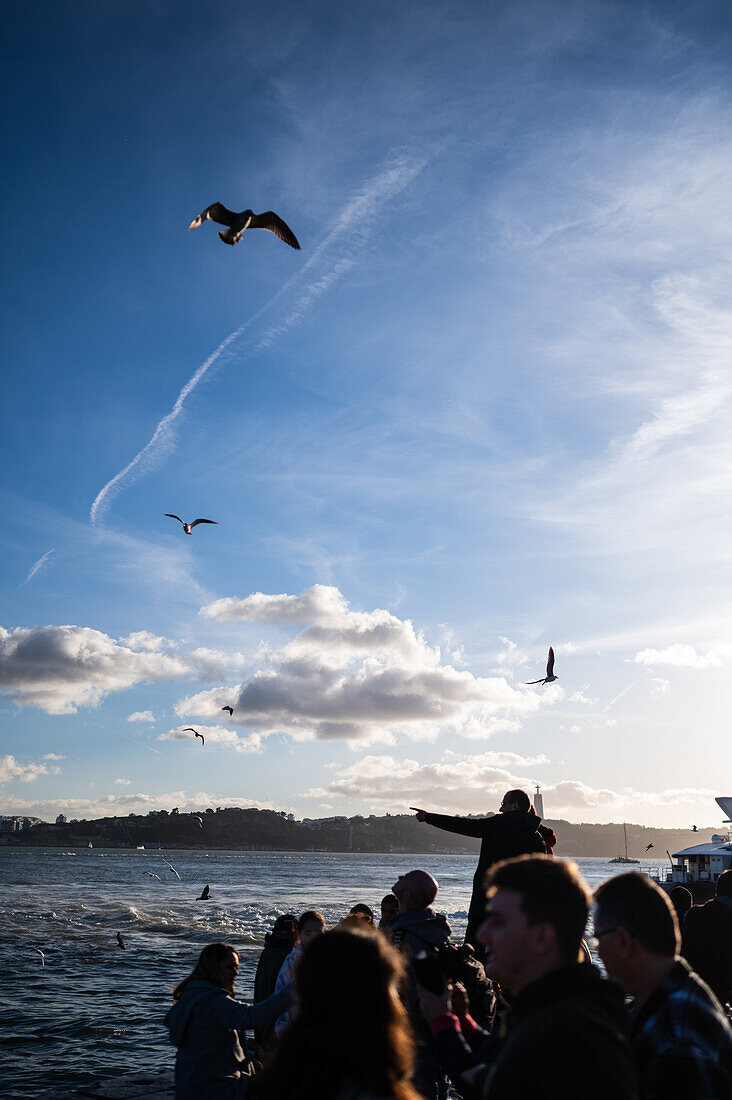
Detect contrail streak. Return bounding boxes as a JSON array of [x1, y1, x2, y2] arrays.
[[85, 720, 164, 755], [90, 153, 426, 525], [21, 548, 55, 586]]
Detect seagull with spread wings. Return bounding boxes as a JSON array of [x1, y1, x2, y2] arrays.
[[526, 646, 558, 685], [222, 706, 234, 716], [183, 728, 204, 746], [117, 932, 126, 950], [196, 885, 211, 901], [188, 203, 300, 249], [162, 857, 181, 881], [165, 515, 217, 536]]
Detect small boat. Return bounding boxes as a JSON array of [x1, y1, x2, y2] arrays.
[[88, 841, 93, 848], [609, 822, 639, 864], [135, 845, 145, 850]]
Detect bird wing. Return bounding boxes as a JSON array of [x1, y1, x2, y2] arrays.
[[249, 211, 301, 249], [164, 514, 184, 525], [190, 519, 218, 528], [222, 706, 233, 714], [182, 728, 198, 734], [195, 732, 205, 745], [525, 678, 544, 684], [188, 202, 237, 230], [546, 647, 555, 677]]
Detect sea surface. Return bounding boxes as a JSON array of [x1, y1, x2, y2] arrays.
[[0, 847, 660, 1097]]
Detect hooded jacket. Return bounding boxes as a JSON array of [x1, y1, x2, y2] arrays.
[[481, 963, 637, 1099], [165, 980, 290, 1100], [253, 928, 295, 1007]]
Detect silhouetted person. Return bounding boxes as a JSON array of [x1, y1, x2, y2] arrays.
[[380, 892, 400, 936], [411, 790, 546, 954], [594, 872, 732, 1099], [253, 914, 297, 1048], [682, 869, 732, 1008], [668, 885, 692, 924]]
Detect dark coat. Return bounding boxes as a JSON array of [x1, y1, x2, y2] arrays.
[[253, 930, 294, 1005], [479, 964, 638, 1100], [682, 896, 732, 1006], [165, 980, 290, 1100], [422, 809, 546, 945]]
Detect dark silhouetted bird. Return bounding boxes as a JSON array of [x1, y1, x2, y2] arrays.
[[526, 646, 558, 685], [117, 932, 125, 950], [183, 727, 205, 746], [645, 843, 654, 852], [222, 706, 234, 716], [196, 885, 211, 901], [165, 515, 217, 536], [188, 203, 300, 249]]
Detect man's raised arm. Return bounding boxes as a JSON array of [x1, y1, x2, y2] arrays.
[[410, 807, 489, 838]]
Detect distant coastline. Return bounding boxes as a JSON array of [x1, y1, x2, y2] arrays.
[[0, 807, 711, 860]]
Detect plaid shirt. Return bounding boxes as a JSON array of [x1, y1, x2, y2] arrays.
[[631, 958, 732, 1100]]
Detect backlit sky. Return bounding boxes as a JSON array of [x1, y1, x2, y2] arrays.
[[2, 0, 732, 829]]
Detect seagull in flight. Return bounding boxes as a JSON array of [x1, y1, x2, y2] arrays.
[[196, 884, 211, 901], [165, 515, 217, 536], [526, 646, 558, 685], [116, 932, 126, 950], [188, 203, 301, 249], [146, 872, 161, 881], [183, 728, 204, 746], [645, 843, 654, 852], [37, 949, 45, 967], [193, 816, 204, 829], [162, 857, 181, 881], [221, 706, 234, 716]]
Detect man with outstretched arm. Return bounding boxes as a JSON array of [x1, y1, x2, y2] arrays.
[[411, 789, 546, 953]]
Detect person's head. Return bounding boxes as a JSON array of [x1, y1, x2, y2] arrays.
[[251, 928, 421, 1100], [349, 903, 375, 926], [173, 942, 240, 1000], [272, 913, 299, 947], [593, 873, 679, 1001], [392, 869, 439, 912], [477, 855, 589, 995], [380, 893, 400, 924], [669, 886, 693, 921], [298, 909, 326, 945], [716, 869, 732, 898], [500, 789, 531, 813]]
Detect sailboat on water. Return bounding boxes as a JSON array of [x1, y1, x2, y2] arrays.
[[609, 822, 640, 865]]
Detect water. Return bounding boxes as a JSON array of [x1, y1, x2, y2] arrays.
[[0, 847, 652, 1097]]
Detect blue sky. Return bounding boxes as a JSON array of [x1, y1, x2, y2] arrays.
[[2, 0, 732, 828]]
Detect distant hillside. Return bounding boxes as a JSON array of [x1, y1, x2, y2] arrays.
[[1, 806, 717, 858]]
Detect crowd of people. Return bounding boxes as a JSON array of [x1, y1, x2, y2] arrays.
[[165, 789, 732, 1099]]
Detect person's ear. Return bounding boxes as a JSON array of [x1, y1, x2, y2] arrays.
[[614, 927, 634, 959], [528, 922, 557, 958]]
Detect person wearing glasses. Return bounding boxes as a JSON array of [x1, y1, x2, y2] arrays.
[[593, 872, 732, 1100]]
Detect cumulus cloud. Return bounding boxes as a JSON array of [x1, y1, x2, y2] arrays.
[[159, 725, 263, 754], [0, 624, 233, 715], [42, 753, 65, 761], [127, 710, 155, 724], [304, 751, 717, 819], [185, 586, 557, 743], [119, 632, 167, 651], [0, 754, 51, 784], [634, 644, 723, 669]]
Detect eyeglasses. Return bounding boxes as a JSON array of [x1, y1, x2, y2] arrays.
[[590, 926, 618, 947]]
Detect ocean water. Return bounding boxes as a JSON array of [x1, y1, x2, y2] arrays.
[[0, 847, 658, 1097]]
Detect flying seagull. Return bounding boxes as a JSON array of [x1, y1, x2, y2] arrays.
[[183, 727, 204, 746], [146, 872, 161, 880], [162, 857, 181, 881], [645, 842, 654, 852], [37, 949, 45, 967], [526, 646, 557, 685], [188, 203, 300, 249], [196, 884, 211, 901], [116, 932, 126, 950], [221, 706, 234, 716], [165, 515, 217, 536]]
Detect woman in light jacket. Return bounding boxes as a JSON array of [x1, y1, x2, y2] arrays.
[[165, 941, 290, 1099]]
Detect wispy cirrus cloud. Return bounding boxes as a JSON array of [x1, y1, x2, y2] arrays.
[[20, 548, 55, 586], [634, 644, 724, 669], [89, 154, 426, 525]]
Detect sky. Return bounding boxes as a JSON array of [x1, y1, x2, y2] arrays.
[[2, 0, 732, 829]]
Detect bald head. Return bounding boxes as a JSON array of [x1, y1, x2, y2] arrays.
[[392, 869, 439, 911]]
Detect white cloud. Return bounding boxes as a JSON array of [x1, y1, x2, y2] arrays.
[[114, 778, 131, 785], [0, 624, 232, 715], [634, 644, 723, 669], [42, 753, 65, 761], [183, 586, 556, 743], [1, 790, 283, 822], [0, 754, 50, 784], [127, 710, 155, 724], [119, 632, 166, 652], [159, 725, 263, 754]]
